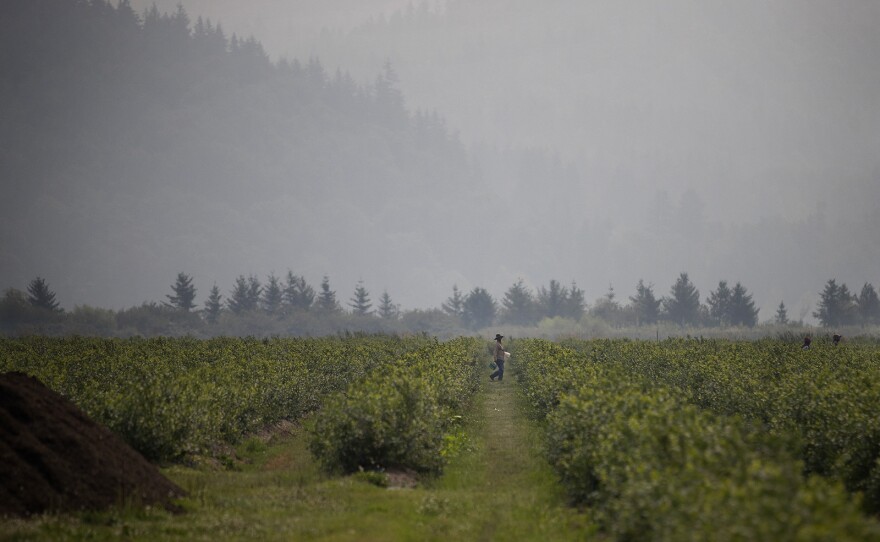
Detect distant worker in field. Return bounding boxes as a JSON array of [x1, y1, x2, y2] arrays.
[[833, 333, 842, 346], [802, 335, 812, 350], [490, 334, 508, 381]]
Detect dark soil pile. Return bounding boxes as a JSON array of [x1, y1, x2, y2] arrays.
[[0, 372, 185, 517]]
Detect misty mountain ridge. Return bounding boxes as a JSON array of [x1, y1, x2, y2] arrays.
[[1, 0, 494, 311], [2, 0, 878, 323]]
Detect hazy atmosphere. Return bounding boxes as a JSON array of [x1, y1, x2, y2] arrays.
[[3, 0, 879, 324]]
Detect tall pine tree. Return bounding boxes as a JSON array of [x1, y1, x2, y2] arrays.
[[377, 290, 399, 320], [858, 283, 880, 326], [775, 301, 789, 325], [348, 281, 373, 316], [204, 284, 223, 323], [228, 275, 259, 314], [317, 276, 341, 313], [165, 272, 197, 311], [629, 279, 660, 326], [283, 271, 315, 311], [262, 273, 283, 315], [706, 280, 732, 326], [462, 287, 496, 331], [564, 281, 586, 320], [814, 279, 856, 327], [538, 279, 568, 319], [500, 279, 537, 326], [728, 282, 759, 327], [662, 272, 701, 326], [442, 284, 465, 318], [27, 277, 61, 312]]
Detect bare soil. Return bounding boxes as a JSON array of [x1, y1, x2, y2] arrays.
[[0, 372, 185, 517]]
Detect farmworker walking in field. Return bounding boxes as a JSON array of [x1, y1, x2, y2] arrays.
[[490, 334, 508, 381], [802, 335, 811, 350]]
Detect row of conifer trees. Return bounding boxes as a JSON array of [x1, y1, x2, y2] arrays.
[[7, 273, 878, 332]]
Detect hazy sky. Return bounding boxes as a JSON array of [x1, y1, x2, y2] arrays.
[[5, 0, 879, 321], [131, 0, 880, 222]]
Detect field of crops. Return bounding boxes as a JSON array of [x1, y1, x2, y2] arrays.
[[5, 334, 880, 540], [514, 338, 880, 540], [0, 334, 483, 464]]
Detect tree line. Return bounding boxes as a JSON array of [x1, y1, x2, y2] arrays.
[[4, 272, 879, 337]]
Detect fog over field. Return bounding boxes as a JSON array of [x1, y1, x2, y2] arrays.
[[2, 0, 879, 323]]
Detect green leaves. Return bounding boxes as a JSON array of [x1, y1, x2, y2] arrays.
[[309, 338, 482, 475], [515, 339, 880, 539], [0, 335, 414, 462]]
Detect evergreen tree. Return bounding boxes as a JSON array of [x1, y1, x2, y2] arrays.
[[462, 287, 496, 330], [317, 276, 341, 313], [813, 279, 856, 327], [629, 279, 660, 326], [204, 284, 223, 323], [262, 273, 283, 315], [377, 290, 399, 320], [775, 301, 789, 325], [374, 60, 407, 127], [26, 277, 61, 312], [837, 283, 858, 326], [227, 275, 251, 314], [728, 282, 759, 327], [348, 281, 373, 316], [564, 281, 586, 320], [706, 280, 732, 326], [442, 284, 465, 318], [857, 283, 880, 326], [500, 279, 538, 326], [283, 271, 315, 311], [164, 272, 197, 311], [247, 275, 263, 311], [228, 275, 261, 314], [592, 284, 625, 326], [538, 279, 568, 319], [662, 272, 701, 326]]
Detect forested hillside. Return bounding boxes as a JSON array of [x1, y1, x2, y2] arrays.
[[0, 0, 494, 310], [2, 0, 878, 320]]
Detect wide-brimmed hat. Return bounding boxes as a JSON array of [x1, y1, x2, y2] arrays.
[[494, 334, 504, 340]]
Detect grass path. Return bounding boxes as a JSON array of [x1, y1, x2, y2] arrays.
[[0, 374, 593, 541], [431, 377, 592, 541]]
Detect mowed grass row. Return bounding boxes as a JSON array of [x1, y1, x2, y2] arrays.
[[514, 339, 880, 541]]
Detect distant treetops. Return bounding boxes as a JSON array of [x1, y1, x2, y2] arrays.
[[3, 273, 879, 332]]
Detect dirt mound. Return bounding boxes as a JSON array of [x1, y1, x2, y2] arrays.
[[0, 372, 185, 517]]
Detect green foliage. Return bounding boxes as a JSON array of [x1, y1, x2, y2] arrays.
[[629, 279, 661, 325], [515, 339, 880, 539], [261, 274, 283, 315], [441, 284, 465, 318], [317, 276, 341, 313], [165, 272, 197, 312], [462, 287, 495, 330], [814, 279, 858, 327], [500, 279, 538, 326], [662, 272, 701, 326], [351, 469, 389, 487], [348, 281, 373, 316], [27, 277, 62, 312], [283, 272, 315, 312], [0, 335, 424, 462], [309, 337, 482, 474], [203, 284, 223, 324], [377, 290, 399, 320], [775, 300, 789, 324]]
